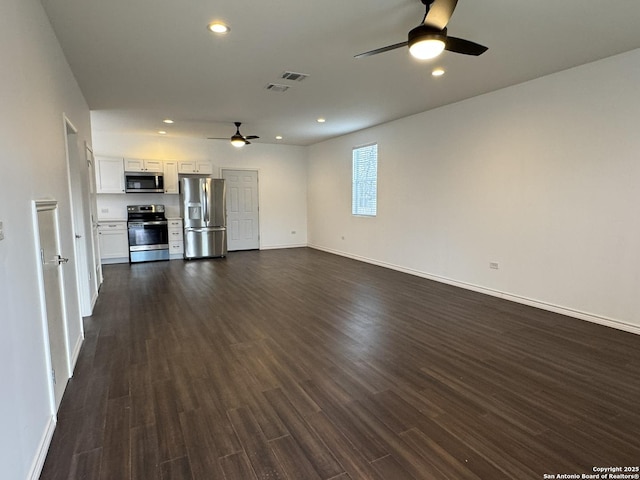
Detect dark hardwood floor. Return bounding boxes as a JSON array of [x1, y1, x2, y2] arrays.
[[40, 248, 640, 479]]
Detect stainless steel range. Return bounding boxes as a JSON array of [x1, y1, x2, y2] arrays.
[[127, 205, 170, 263]]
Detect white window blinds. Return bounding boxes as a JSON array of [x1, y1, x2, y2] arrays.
[[352, 143, 378, 216]]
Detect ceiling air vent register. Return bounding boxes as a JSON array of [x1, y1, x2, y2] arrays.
[[281, 71, 309, 82], [265, 83, 290, 93]]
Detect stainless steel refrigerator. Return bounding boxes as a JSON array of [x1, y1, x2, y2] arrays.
[[180, 177, 227, 259]]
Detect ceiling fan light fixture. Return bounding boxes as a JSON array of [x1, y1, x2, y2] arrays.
[[409, 38, 445, 60], [408, 26, 446, 60], [230, 135, 246, 147]]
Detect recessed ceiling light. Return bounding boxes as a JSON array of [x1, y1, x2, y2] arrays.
[[432, 68, 445, 77], [317, 118, 326, 123], [163, 119, 174, 124], [275, 135, 283, 140], [208, 22, 230, 34], [158, 130, 167, 135]]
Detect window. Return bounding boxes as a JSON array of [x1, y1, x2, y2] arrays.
[[352, 143, 378, 216]]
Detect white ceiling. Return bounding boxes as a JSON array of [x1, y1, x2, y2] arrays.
[[42, 0, 640, 146]]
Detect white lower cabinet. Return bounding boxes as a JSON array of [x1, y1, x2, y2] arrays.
[[98, 222, 129, 264], [168, 218, 184, 258]]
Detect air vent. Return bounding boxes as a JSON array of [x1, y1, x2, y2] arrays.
[[281, 71, 309, 82], [265, 83, 290, 93]]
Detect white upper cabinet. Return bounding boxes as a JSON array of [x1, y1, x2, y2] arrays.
[[178, 159, 213, 175], [95, 156, 125, 194], [124, 158, 163, 172], [163, 161, 179, 194], [196, 160, 213, 175], [96, 156, 213, 195], [124, 158, 143, 172]]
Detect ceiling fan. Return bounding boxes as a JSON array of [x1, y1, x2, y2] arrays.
[[355, 0, 487, 60], [208, 122, 259, 147]]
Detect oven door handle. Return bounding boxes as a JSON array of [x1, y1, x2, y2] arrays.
[[129, 220, 167, 226]]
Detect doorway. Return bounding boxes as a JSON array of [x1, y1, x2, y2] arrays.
[[64, 118, 97, 316], [34, 200, 70, 411], [222, 169, 260, 251], [85, 144, 103, 290]]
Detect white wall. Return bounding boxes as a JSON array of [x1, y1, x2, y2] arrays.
[[91, 132, 308, 248], [0, 0, 92, 478], [308, 49, 640, 334]]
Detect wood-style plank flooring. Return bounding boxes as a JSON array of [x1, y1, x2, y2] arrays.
[[40, 248, 640, 479]]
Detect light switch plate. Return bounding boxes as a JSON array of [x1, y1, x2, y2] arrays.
[[0, 221, 4, 241]]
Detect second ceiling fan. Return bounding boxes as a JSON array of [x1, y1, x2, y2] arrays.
[[209, 122, 259, 147], [355, 0, 487, 60]]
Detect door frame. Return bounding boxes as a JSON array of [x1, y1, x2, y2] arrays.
[[32, 199, 71, 415], [63, 115, 94, 317], [221, 167, 261, 251], [84, 142, 103, 292]]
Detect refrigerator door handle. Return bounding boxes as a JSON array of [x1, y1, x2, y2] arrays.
[[186, 226, 226, 233], [203, 181, 210, 224]]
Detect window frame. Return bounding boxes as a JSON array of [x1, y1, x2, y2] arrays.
[[351, 142, 378, 217]]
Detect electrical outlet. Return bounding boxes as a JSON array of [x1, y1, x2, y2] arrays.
[[291, 230, 296, 235], [101, 208, 109, 214], [489, 262, 499, 270]]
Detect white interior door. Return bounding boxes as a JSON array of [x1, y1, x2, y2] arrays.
[[86, 144, 103, 291], [35, 200, 70, 411], [222, 169, 260, 251], [65, 119, 93, 316]]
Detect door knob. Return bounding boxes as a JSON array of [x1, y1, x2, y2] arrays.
[[56, 255, 69, 264]]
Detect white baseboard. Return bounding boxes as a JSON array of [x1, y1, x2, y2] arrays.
[[100, 257, 128, 265], [309, 244, 640, 336], [70, 333, 84, 374], [90, 291, 98, 311], [260, 243, 307, 251], [28, 415, 56, 480]]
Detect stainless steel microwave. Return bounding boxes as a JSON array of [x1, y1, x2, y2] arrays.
[[125, 172, 164, 193]]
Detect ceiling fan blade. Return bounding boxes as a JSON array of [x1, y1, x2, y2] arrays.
[[245, 135, 259, 140], [354, 41, 408, 58], [245, 140, 251, 145], [445, 36, 488, 56], [423, 0, 458, 30]]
